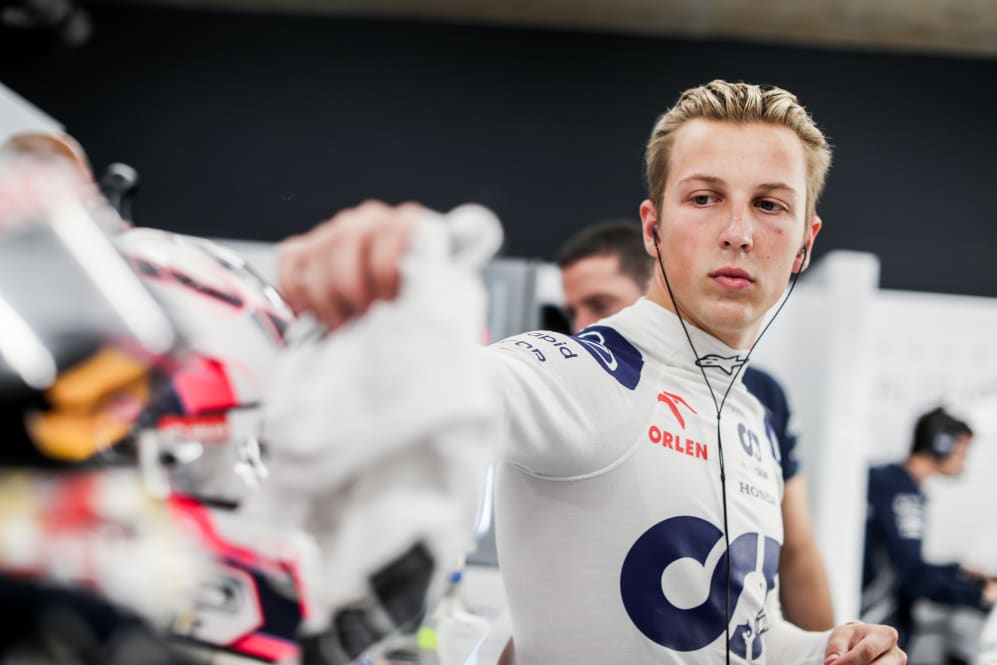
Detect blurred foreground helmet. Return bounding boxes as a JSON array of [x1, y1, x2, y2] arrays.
[[0, 134, 291, 504], [112, 229, 307, 663], [0, 137, 204, 665], [0, 151, 302, 664], [0, 155, 178, 467], [114, 228, 292, 505]]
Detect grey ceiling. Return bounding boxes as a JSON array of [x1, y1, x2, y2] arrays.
[[101, 0, 997, 57]]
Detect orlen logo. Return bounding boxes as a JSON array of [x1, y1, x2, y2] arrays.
[[620, 516, 780, 660], [574, 326, 643, 390], [657, 391, 696, 429], [649, 390, 707, 460]]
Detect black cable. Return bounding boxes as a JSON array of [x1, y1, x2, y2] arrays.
[[653, 233, 806, 664]]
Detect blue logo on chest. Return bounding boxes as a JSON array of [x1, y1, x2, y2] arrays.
[[574, 326, 643, 390], [619, 516, 780, 658]]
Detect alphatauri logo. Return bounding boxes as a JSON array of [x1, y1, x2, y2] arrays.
[[620, 516, 779, 659]]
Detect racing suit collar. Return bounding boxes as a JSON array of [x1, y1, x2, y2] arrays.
[[613, 298, 752, 380]]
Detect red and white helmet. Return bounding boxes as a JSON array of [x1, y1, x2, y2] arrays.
[[117, 229, 310, 663], [114, 227, 293, 505]]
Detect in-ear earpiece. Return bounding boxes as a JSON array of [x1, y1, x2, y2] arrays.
[[793, 245, 809, 275], [652, 226, 660, 245]]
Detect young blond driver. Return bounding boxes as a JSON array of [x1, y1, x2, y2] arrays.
[[278, 80, 905, 665]]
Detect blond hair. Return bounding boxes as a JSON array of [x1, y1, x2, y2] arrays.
[[645, 80, 831, 223]]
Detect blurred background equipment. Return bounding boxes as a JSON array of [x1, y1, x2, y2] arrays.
[[100, 162, 141, 220], [0, 0, 92, 48]]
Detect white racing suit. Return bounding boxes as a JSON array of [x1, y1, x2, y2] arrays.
[[484, 297, 832, 665]]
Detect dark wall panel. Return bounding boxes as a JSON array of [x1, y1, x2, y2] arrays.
[[2, 3, 995, 296]]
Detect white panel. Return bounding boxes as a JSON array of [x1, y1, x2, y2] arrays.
[[751, 251, 882, 622]]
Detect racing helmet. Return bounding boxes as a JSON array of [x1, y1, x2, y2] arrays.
[[0, 152, 177, 467], [0, 143, 210, 665], [113, 227, 293, 505]]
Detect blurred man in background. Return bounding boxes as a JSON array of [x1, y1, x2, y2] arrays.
[[862, 406, 997, 658], [557, 220, 651, 333], [556, 218, 835, 631]]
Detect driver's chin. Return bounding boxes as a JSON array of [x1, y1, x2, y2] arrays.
[[697, 302, 761, 347]]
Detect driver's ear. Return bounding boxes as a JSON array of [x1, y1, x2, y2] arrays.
[[640, 200, 659, 257]]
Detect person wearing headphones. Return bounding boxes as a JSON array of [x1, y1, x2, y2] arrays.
[[862, 407, 997, 651], [556, 219, 835, 632], [277, 80, 904, 664]]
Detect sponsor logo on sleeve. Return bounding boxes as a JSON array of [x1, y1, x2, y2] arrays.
[[496, 332, 579, 363], [574, 326, 644, 390]]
